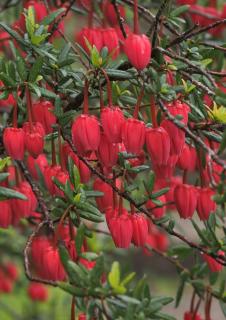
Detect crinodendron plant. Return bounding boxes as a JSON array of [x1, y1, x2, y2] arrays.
[[0, 0, 225, 319]]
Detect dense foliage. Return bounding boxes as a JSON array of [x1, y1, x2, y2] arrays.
[[0, 0, 226, 319]]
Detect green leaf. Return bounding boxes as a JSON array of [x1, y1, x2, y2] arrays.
[[119, 295, 140, 305], [90, 255, 104, 286], [16, 56, 27, 81], [75, 224, 86, 255], [0, 157, 11, 171], [0, 22, 28, 47], [175, 272, 189, 307], [151, 188, 170, 199], [108, 261, 120, 289], [106, 69, 134, 80], [121, 272, 136, 287], [41, 8, 65, 26], [57, 282, 87, 297], [29, 57, 44, 82], [80, 252, 98, 261], [0, 186, 27, 200], [0, 173, 9, 183], [218, 128, 226, 155], [170, 5, 189, 17], [26, 6, 35, 37], [220, 301, 226, 317]]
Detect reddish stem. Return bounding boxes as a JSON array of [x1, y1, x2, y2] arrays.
[[87, 1, 93, 28], [71, 296, 75, 320], [183, 170, 188, 184], [197, 149, 205, 188], [130, 203, 135, 214], [99, 82, 104, 111], [12, 103, 18, 128], [51, 137, 57, 166], [133, 88, 144, 119], [150, 96, 158, 128], [58, 126, 65, 171], [134, 0, 139, 34], [101, 68, 113, 107], [25, 86, 34, 130], [83, 79, 89, 114]]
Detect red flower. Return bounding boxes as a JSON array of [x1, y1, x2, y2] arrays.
[[203, 250, 225, 273], [27, 153, 48, 180], [33, 100, 56, 134], [161, 120, 185, 156], [101, 107, 125, 143], [72, 114, 100, 155], [124, 34, 151, 70], [146, 126, 170, 165], [197, 188, 216, 221], [93, 178, 113, 212], [122, 118, 145, 155], [78, 314, 87, 320], [31, 236, 66, 281], [108, 208, 133, 248], [177, 144, 197, 171], [44, 165, 62, 195], [0, 200, 12, 229], [27, 282, 48, 302], [146, 195, 166, 219], [23, 122, 45, 158], [102, 0, 126, 26], [131, 214, 148, 246], [76, 27, 103, 54], [101, 28, 119, 59], [174, 184, 198, 219], [3, 127, 25, 160], [11, 181, 37, 223], [97, 133, 119, 170], [5, 263, 18, 281]]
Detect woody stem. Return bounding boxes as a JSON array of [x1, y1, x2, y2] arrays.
[[133, 88, 144, 119], [83, 79, 89, 114], [150, 96, 158, 128], [134, 0, 139, 34], [101, 68, 113, 107]]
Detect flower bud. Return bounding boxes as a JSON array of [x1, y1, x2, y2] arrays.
[[101, 107, 125, 143], [27, 154, 48, 180], [28, 282, 48, 302], [101, 28, 119, 59], [97, 133, 119, 169], [31, 236, 66, 281], [146, 126, 170, 165], [33, 100, 56, 134], [197, 187, 216, 221], [93, 178, 113, 212], [11, 181, 37, 223], [177, 144, 197, 171], [124, 34, 151, 70], [0, 200, 12, 229], [23, 122, 45, 158], [72, 115, 100, 155], [122, 118, 145, 155], [174, 184, 198, 219], [131, 214, 148, 247], [3, 127, 25, 160], [203, 250, 225, 273], [108, 209, 133, 248]]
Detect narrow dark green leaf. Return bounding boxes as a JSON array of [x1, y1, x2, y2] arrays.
[[29, 57, 44, 82], [0, 186, 27, 200]]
